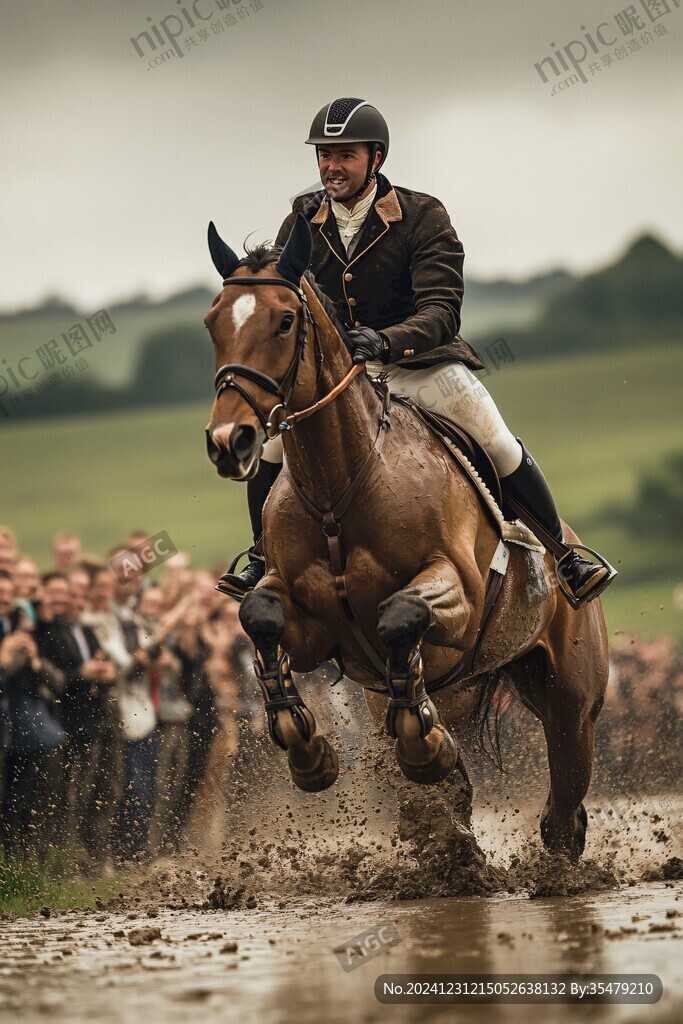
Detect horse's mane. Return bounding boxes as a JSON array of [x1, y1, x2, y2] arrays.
[[239, 241, 350, 345]]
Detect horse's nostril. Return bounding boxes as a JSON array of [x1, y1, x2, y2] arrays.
[[230, 424, 257, 462], [205, 428, 222, 464]]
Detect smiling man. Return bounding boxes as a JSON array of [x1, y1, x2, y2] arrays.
[[217, 98, 615, 609]]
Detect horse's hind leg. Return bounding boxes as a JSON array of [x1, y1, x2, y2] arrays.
[[239, 588, 339, 792], [377, 560, 475, 785], [508, 606, 608, 862]]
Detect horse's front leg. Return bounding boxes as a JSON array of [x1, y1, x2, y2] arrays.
[[377, 559, 476, 785], [239, 588, 339, 792]]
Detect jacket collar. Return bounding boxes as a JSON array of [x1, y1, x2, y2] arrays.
[[311, 173, 402, 227]]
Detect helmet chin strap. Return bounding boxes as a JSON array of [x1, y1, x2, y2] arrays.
[[350, 172, 375, 201], [350, 143, 379, 200]]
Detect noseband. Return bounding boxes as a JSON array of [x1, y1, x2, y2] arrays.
[[213, 276, 364, 437]]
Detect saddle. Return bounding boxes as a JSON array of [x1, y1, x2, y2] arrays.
[[392, 395, 505, 520]]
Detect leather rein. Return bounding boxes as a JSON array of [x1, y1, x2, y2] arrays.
[[214, 276, 363, 439]]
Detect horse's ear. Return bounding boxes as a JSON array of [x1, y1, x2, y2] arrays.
[[208, 221, 240, 279], [275, 213, 313, 285]]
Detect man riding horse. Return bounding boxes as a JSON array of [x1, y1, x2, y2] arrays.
[[217, 97, 615, 608]]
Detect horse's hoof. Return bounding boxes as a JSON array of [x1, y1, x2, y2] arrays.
[[287, 735, 339, 792], [540, 803, 587, 862], [395, 724, 457, 785]]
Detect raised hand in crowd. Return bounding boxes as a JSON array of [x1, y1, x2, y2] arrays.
[[199, 616, 234, 657], [147, 645, 177, 672], [81, 649, 117, 685], [0, 629, 36, 671]]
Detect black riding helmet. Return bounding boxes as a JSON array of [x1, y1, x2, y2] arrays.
[[306, 98, 390, 200]]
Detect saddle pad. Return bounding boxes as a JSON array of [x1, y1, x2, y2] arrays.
[[398, 397, 545, 553], [502, 519, 545, 553]]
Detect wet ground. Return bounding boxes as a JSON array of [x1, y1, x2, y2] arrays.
[[1, 882, 681, 1023]]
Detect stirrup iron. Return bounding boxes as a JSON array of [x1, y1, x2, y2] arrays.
[[556, 543, 618, 610]]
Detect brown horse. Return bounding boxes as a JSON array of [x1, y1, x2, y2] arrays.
[[204, 214, 609, 862]]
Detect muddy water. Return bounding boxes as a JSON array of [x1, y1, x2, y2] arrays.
[[1, 883, 681, 1024], [2, 679, 681, 1023]]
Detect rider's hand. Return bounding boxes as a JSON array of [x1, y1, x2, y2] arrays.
[[346, 327, 388, 365]]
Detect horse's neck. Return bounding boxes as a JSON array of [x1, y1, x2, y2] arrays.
[[282, 345, 381, 510]]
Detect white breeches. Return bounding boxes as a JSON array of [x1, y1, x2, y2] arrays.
[[261, 360, 523, 477]]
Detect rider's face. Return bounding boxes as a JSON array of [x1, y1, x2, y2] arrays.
[[318, 143, 378, 205]]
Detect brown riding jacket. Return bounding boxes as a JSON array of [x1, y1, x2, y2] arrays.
[[274, 172, 484, 371]]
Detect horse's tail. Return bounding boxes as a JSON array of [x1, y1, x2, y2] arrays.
[[467, 668, 510, 771]]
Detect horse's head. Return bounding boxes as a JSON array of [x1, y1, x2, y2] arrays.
[[203, 214, 316, 479]]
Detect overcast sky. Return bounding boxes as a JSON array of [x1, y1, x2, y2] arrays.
[[1, 0, 681, 310]]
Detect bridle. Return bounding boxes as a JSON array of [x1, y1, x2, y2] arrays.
[[213, 275, 364, 440]]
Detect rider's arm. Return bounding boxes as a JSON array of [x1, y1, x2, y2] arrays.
[[380, 196, 465, 364]]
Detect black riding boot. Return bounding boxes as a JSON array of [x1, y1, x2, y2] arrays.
[[501, 439, 615, 608], [215, 460, 283, 599]]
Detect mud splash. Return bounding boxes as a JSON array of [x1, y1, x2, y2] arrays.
[[87, 672, 681, 917]]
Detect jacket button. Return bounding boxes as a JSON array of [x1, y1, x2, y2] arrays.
[[354, 321, 362, 327], [344, 272, 353, 282], [348, 297, 357, 307]]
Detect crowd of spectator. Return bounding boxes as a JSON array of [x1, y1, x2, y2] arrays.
[[0, 526, 257, 874]]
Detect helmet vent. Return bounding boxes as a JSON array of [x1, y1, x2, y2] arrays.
[[324, 98, 368, 135]]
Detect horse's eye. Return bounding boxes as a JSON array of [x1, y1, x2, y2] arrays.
[[279, 314, 295, 333]]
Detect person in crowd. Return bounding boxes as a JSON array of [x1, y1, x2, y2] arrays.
[[83, 566, 157, 862], [0, 570, 65, 861], [219, 599, 269, 816], [137, 584, 192, 857], [65, 564, 91, 604], [159, 551, 194, 611], [13, 557, 41, 623], [107, 545, 146, 621], [51, 532, 82, 573], [0, 544, 16, 578], [79, 554, 106, 578], [168, 572, 220, 827], [182, 594, 247, 849], [37, 569, 118, 871], [38, 572, 71, 623]]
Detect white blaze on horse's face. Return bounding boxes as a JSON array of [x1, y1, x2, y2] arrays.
[[231, 292, 256, 336]]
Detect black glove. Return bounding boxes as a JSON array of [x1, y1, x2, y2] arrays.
[[346, 327, 388, 365]]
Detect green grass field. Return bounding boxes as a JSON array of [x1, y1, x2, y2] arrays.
[[0, 290, 542, 392], [1, 340, 681, 639]]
